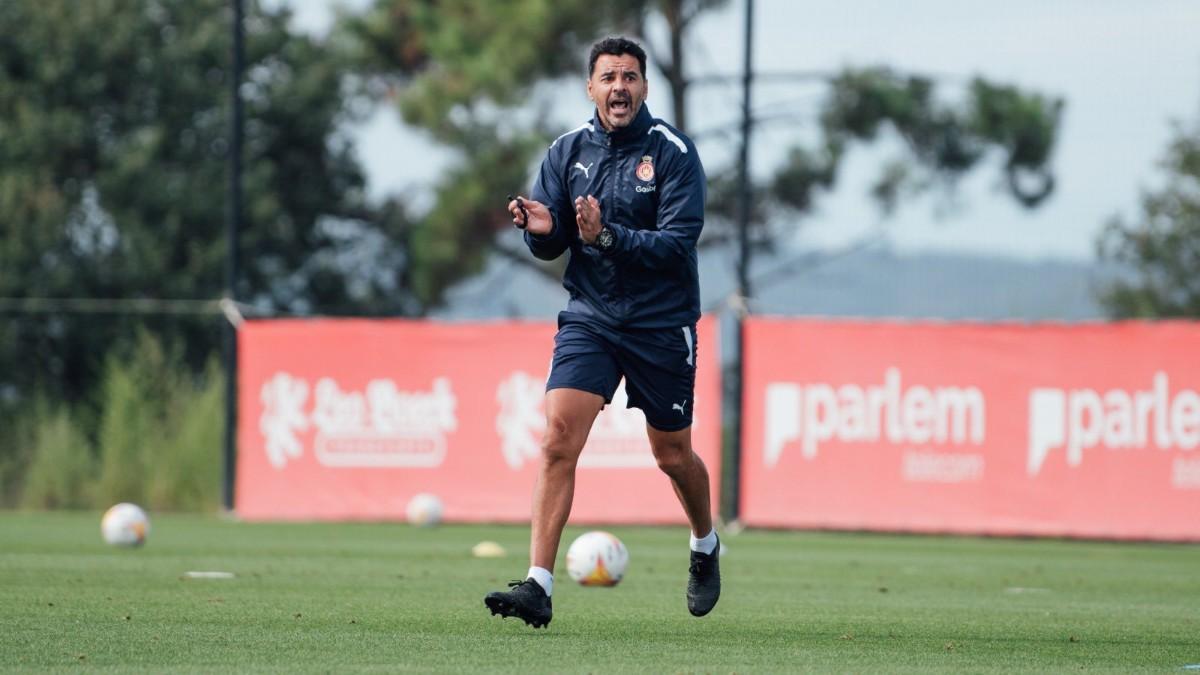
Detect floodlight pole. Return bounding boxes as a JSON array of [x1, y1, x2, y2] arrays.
[[725, 0, 754, 522], [222, 0, 245, 512]]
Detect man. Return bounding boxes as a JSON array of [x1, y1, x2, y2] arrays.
[[484, 36, 719, 629]]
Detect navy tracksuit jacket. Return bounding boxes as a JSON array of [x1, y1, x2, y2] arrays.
[[524, 104, 705, 329]]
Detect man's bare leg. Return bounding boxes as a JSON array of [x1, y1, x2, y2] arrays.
[[530, 388, 605, 570], [647, 423, 721, 617], [485, 387, 603, 628], [646, 424, 712, 537]]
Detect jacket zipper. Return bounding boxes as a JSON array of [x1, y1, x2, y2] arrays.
[[606, 136, 625, 319]]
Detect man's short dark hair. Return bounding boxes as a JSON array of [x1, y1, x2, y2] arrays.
[[588, 37, 647, 78]]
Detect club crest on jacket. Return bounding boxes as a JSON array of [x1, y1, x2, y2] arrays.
[[636, 155, 655, 182]]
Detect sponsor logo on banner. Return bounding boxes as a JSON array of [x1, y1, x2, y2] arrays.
[[496, 371, 658, 469], [259, 373, 457, 469], [495, 371, 548, 470], [237, 317, 720, 525], [763, 367, 986, 465], [740, 318, 1200, 539], [1027, 372, 1200, 475]]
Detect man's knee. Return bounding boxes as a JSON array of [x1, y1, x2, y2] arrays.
[[541, 414, 585, 466], [652, 438, 692, 476]]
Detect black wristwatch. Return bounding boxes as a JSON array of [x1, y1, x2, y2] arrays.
[[592, 226, 616, 253]]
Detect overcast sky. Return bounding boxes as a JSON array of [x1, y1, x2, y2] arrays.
[[281, 0, 1200, 262]]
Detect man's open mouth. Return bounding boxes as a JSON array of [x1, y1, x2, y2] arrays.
[[609, 97, 631, 114]]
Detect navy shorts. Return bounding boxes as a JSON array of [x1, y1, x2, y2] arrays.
[[546, 311, 698, 432]]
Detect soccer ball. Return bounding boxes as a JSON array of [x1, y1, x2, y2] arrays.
[[101, 503, 150, 547], [566, 531, 628, 586], [406, 493, 443, 527]]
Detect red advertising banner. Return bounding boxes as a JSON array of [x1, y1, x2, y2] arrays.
[[236, 318, 720, 524], [740, 318, 1200, 541]]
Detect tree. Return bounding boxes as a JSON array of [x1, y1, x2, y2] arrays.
[[710, 67, 1061, 256], [1097, 115, 1200, 317], [0, 0, 407, 408], [342, 0, 1062, 307]]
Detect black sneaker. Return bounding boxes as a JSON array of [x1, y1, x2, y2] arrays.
[[686, 536, 721, 617], [484, 579, 553, 629]]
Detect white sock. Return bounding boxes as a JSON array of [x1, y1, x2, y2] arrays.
[[527, 566, 553, 597], [690, 528, 718, 555]]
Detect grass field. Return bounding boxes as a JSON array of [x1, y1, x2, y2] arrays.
[[2, 512, 1199, 673]]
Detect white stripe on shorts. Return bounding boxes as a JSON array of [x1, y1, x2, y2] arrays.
[[682, 326, 694, 367]]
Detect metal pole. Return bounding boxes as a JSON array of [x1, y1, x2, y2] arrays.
[[724, 0, 753, 522], [736, 3, 754, 302], [222, 0, 244, 512]]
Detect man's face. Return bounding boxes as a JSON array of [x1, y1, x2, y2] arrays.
[[588, 53, 647, 132]]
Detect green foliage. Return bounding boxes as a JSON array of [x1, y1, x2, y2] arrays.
[[1098, 117, 1200, 317], [811, 68, 1060, 213], [0, 339, 224, 513], [345, 0, 649, 135], [1, 330, 221, 513], [711, 67, 1063, 249], [408, 126, 551, 305], [19, 405, 94, 510], [90, 333, 224, 511], [967, 79, 1061, 205], [95, 342, 160, 506], [0, 406, 34, 507], [0, 0, 407, 409], [147, 360, 223, 513], [769, 145, 841, 214]]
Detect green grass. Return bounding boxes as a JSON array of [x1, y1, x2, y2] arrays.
[[1, 512, 1199, 673]]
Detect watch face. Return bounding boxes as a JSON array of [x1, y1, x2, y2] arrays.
[[597, 227, 615, 251]]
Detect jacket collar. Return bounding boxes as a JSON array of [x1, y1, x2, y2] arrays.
[[592, 104, 653, 145]]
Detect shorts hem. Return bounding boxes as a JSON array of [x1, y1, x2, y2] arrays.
[[645, 419, 693, 433], [545, 382, 613, 405]]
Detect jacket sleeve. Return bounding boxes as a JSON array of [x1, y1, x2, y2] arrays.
[[524, 147, 574, 261], [606, 148, 705, 270]]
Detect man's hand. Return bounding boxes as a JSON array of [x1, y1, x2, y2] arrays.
[[508, 196, 552, 235], [574, 194, 602, 245]]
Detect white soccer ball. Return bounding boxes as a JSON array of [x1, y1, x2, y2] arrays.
[[566, 531, 628, 586], [406, 493, 443, 527], [101, 503, 150, 547]]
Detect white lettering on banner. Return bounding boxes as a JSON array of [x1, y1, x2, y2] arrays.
[[495, 372, 660, 469], [260, 372, 309, 469], [902, 452, 985, 483], [495, 371, 546, 469], [257, 373, 457, 469], [1173, 458, 1200, 489], [763, 368, 985, 466], [1027, 372, 1200, 475]]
